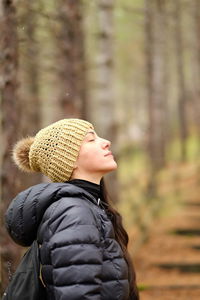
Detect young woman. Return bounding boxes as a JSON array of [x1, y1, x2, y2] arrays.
[[5, 118, 139, 300]]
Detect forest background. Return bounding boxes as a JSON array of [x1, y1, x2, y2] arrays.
[[1, 0, 200, 297]]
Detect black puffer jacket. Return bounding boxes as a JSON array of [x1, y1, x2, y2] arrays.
[[5, 183, 130, 300]]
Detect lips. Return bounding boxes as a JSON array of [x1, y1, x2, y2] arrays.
[[104, 151, 113, 157]]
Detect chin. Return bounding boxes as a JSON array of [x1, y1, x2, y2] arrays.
[[107, 161, 118, 171], [113, 161, 118, 169]]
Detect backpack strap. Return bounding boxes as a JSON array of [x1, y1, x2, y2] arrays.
[[38, 243, 46, 287]]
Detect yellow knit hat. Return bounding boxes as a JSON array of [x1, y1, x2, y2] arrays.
[[13, 119, 94, 182]]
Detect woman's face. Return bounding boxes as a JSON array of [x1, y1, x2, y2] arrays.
[[72, 129, 117, 183]]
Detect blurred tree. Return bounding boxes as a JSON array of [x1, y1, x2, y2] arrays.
[[174, 0, 188, 161], [92, 0, 116, 138], [54, 0, 88, 119], [90, 0, 118, 202], [19, 0, 41, 136], [191, 0, 200, 140], [144, 0, 168, 173], [0, 0, 22, 294], [16, 0, 42, 188]]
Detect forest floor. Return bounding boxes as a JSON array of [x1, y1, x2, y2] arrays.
[[133, 186, 200, 299]]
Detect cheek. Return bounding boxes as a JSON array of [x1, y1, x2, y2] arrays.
[[77, 148, 102, 169], [76, 147, 94, 167]]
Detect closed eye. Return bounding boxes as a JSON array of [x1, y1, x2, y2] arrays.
[[86, 131, 96, 142]]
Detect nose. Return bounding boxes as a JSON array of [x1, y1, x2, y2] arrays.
[[102, 138, 111, 149]]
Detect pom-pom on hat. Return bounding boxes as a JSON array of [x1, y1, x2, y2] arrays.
[[12, 119, 94, 182]]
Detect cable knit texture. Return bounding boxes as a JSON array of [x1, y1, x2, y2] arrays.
[[5, 183, 129, 300], [29, 119, 93, 182]]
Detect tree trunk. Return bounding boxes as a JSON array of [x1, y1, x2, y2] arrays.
[[17, 1, 42, 187], [55, 0, 87, 119], [90, 0, 118, 202], [0, 0, 21, 294], [19, 1, 41, 137], [145, 0, 168, 173], [174, 0, 188, 161], [190, 0, 200, 139]]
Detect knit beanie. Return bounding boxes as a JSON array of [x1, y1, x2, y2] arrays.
[[12, 119, 94, 182]]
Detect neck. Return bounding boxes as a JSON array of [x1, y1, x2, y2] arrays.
[[70, 173, 102, 185]]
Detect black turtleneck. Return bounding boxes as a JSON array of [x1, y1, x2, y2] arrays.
[[68, 179, 113, 220], [68, 179, 100, 201]]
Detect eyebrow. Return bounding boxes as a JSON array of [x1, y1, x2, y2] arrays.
[[86, 131, 95, 136], [85, 131, 96, 139]]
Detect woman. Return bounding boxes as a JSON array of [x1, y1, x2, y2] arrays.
[[5, 118, 139, 300]]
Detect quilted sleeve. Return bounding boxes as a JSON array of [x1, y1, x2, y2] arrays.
[[47, 198, 103, 300]]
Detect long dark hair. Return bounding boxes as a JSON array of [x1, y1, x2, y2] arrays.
[[100, 179, 139, 300]]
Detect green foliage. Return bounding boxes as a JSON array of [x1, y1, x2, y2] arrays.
[[167, 135, 200, 162], [137, 283, 150, 291], [119, 144, 148, 180], [187, 134, 200, 161]]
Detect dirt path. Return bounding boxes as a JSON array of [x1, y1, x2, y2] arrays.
[[133, 191, 200, 299]]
